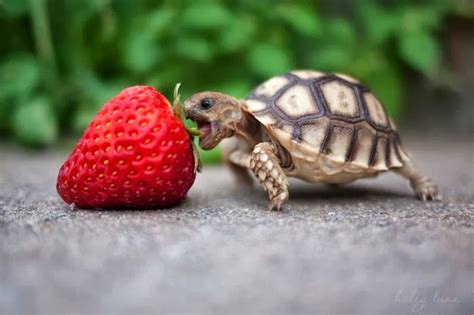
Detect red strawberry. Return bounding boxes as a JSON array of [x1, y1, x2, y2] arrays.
[[57, 85, 196, 209]]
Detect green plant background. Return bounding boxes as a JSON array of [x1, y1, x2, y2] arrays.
[[0, 0, 461, 162]]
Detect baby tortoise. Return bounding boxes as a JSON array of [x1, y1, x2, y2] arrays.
[[184, 70, 440, 210]]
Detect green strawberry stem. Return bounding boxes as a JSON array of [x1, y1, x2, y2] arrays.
[[172, 83, 183, 117], [172, 83, 200, 136], [172, 83, 202, 172]]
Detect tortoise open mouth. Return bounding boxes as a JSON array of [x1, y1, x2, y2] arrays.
[[197, 121, 214, 149]]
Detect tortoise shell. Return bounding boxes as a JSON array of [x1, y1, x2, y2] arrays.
[[243, 70, 409, 179]]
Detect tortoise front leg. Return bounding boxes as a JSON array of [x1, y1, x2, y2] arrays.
[[250, 142, 289, 210]]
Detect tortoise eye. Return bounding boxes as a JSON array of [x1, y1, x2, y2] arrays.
[[200, 98, 214, 110]]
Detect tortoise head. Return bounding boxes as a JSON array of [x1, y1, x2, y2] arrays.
[[184, 92, 242, 150]]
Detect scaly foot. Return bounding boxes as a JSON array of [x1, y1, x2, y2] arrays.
[[250, 142, 289, 211]]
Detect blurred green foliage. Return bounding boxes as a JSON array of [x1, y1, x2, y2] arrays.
[[0, 0, 458, 158]]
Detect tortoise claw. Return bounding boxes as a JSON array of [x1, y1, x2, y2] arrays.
[[415, 180, 441, 202], [396, 161, 441, 202], [268, 191, 288, 211]]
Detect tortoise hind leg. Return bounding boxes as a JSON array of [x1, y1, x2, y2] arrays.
[[395, 160, 441, 201], [227, 150, 253, 185], [221, 138, 254, 185]]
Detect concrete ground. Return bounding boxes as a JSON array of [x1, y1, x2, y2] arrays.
[[0, 138, 473, 314]]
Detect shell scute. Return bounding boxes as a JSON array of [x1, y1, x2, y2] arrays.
[[371, 137, 389, 171], [253, 76, 290, 97], [320, 80, 359, 118], [275, 85, 319, 118], [246, 99, 267, 112], [364, 93, 389, 128], [299, 118, 330, 151], [350, 126, 376, 168], [334, 73, 360, 84], [323, 123, 354, 163], [387, 137, 403, 168], [290, 70, 326, 80]]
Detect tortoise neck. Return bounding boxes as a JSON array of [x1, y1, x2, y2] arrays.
[[233, 102, 264, 147]]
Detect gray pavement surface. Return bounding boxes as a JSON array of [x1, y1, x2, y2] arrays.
[[1, 138, 473, 314]]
